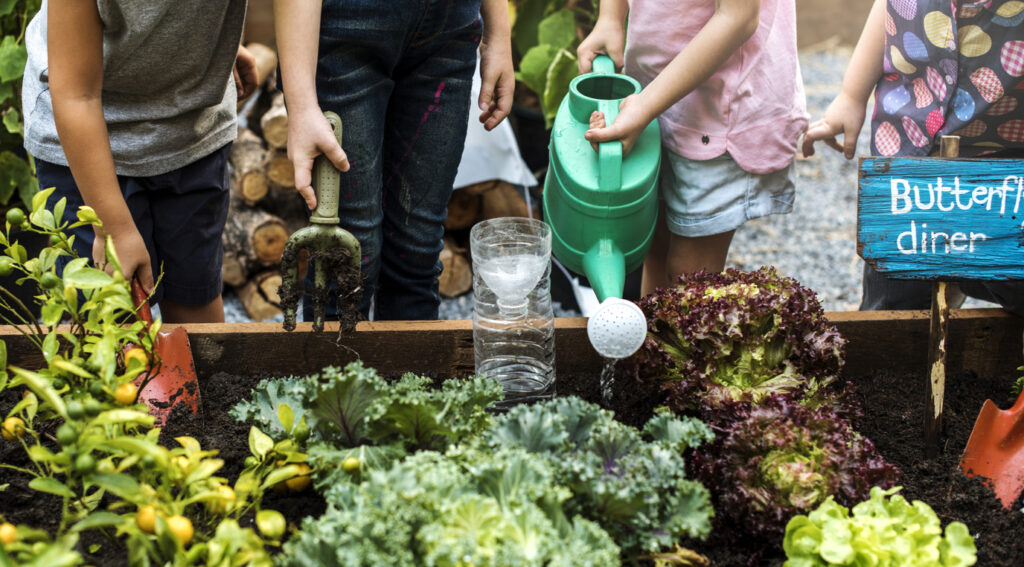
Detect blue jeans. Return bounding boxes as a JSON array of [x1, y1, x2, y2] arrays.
[[302, 0, 482, 321]]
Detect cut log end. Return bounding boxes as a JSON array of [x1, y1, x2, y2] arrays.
[[438, 238, 472, 298]]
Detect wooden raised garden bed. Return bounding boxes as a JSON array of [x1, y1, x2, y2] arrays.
[[2, 308, 1022, 565]]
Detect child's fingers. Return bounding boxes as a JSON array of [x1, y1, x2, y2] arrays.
[[323, 144, 350, 174], [589, 111, 606, 129], [842, 126, 858, 159], [297, 185, 317, 210], [136, 262, 155, 298], [292, 158, 316, 209]]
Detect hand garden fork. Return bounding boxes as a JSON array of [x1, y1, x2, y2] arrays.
[[279, 111, 362, 332]]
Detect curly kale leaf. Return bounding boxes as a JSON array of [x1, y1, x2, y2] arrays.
[[229, 374, 318, 440], [281, 449, 620, 567], [372, 373, 503, 451], [483, 397, 714, 557]]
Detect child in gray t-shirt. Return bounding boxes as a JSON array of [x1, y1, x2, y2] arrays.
[[22, 0, 257, 323]]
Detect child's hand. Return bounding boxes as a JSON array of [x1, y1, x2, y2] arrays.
[[286, 107, 350, 210], [583, 94, 648, 155], [94, 227, 154, 295], [577, 18, 625, 74], [234, 45, 259, 102], [802, 91, 867, 160], [478, 31, 514, 131]]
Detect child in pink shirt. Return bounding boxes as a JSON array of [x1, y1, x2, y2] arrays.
[[579, 0, 808, 293]]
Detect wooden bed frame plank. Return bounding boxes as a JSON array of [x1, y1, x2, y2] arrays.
[[2, 309, 1020, 380]]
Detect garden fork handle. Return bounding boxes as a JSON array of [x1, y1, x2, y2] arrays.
[[310, 112, 344, 225]]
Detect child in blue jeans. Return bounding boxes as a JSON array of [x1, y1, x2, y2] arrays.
[[275, 0, 514, 321], [22, 0, 257, 323], [803, 0, 1024, 315]]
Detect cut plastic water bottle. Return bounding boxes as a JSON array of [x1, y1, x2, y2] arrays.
[[470, 217, 555, 405]]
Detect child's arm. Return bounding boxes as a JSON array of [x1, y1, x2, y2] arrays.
[[802, 0, 886, 159], [47, 0, 154, 292], [584, 0, 762, 155], [577, 0, 628, 73], [478, 0, 514, 131], [273, 0, 350, 210]]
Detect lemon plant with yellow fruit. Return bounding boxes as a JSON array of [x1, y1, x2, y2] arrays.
[[0, 191, 281, 566]]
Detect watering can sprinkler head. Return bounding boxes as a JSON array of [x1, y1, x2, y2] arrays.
[[587, 297, 648, 359], [280, 112, 362, 332]]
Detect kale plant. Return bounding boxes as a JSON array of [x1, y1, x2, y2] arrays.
[[279, 450, 621, 567], [480, 397, 715, 557]]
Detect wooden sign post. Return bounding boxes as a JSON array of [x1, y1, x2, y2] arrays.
[[858, 136, 1023, 456]]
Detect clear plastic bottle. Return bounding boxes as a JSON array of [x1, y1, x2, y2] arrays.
[[470, 218, 555, 405]]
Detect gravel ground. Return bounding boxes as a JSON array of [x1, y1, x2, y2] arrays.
[[224, 46, 993, 323]]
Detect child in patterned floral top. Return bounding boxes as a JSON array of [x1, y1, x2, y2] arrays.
[[803, 0, 1024, 315]]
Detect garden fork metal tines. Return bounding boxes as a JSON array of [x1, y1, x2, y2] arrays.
[[279, 112, 362, 332]]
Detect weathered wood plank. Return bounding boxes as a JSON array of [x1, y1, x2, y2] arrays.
[[858, 156, 1024, 279], [1, 311, 1020, 380]]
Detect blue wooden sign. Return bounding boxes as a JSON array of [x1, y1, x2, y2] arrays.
[[858, 157, 1024, 280]]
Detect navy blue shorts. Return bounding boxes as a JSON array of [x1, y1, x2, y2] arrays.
[[36, 144, 232, 306]]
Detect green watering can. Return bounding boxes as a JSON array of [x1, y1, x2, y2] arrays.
[[543, 55, 661, 359]]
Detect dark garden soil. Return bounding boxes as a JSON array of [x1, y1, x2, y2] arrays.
[[694, 367, 1024, 567], [5, 361, 1022, 566]]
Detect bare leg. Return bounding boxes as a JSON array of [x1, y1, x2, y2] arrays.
[[642, 200, 737, 296], [159, 296, 225, 324], [667, 230, 735, 278], [641, 212, 672, 296]]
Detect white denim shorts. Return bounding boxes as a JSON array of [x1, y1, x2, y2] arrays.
[[660, 150, 796, 237]]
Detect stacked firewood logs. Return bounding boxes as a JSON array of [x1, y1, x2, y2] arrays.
[[224, 43, 536, 319]]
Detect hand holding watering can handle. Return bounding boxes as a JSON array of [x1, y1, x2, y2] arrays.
[[591, 56, 623, 193], [309, 112, 344, 225]]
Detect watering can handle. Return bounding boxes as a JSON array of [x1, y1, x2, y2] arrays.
[[592, 55, 616, 75], [310, 112, 344, 225], [597, 98, 623, 192]]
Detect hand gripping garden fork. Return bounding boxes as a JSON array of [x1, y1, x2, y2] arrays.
[[279, 112, 362, 332]]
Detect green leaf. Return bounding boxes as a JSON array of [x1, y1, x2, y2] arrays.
[[2, 107, 21, 135], [92, 409, 156, 427], [100, 438, 167, 465], [537, 9, 577, 51], [0, 0, 17, 18], [17, 175, 39, 212], [517, 44, 558, 98], [0, 35, 27, 82], [543, 49, 578, 128], [29, 476, 75, 498], [42, 331, 58, 361], [90, 473, 143, 501], [0, 151, 32, 207], [41, 301, 66, 326], [0, 340, 6, 390], [184, 458, 224, 484], [74, 206, 100, 226], [72, 511, 124, 532], [29, 207, 55, 230], [278, 403, 295, 433], [260, 464, 302, 490], [31, 185, 54, 215], [249, 426, 274, 458], [64, 267, 114, 289], [9, 365, 66, 418]]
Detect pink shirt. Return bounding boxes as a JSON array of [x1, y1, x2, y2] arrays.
[[625, 0, 808, 174]]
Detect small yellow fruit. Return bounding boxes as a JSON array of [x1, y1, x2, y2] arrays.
[[1, 417, 26, 441], [342, 456, 360, 473], [0, 522, 16, 546], [136, 505, 157, 534], [174, 456, 191, 475], [166, 515, 193, 545], [124, 347, 149, 370], [114, 382, 138, 405], [285, 463, 312, 492], [208, 485, 236, 515]]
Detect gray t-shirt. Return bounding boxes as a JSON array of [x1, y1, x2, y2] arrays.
[[22, 0, 246, 177]]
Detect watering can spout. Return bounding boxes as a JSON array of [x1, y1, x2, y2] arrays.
[[583, 239, 625, 303]]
